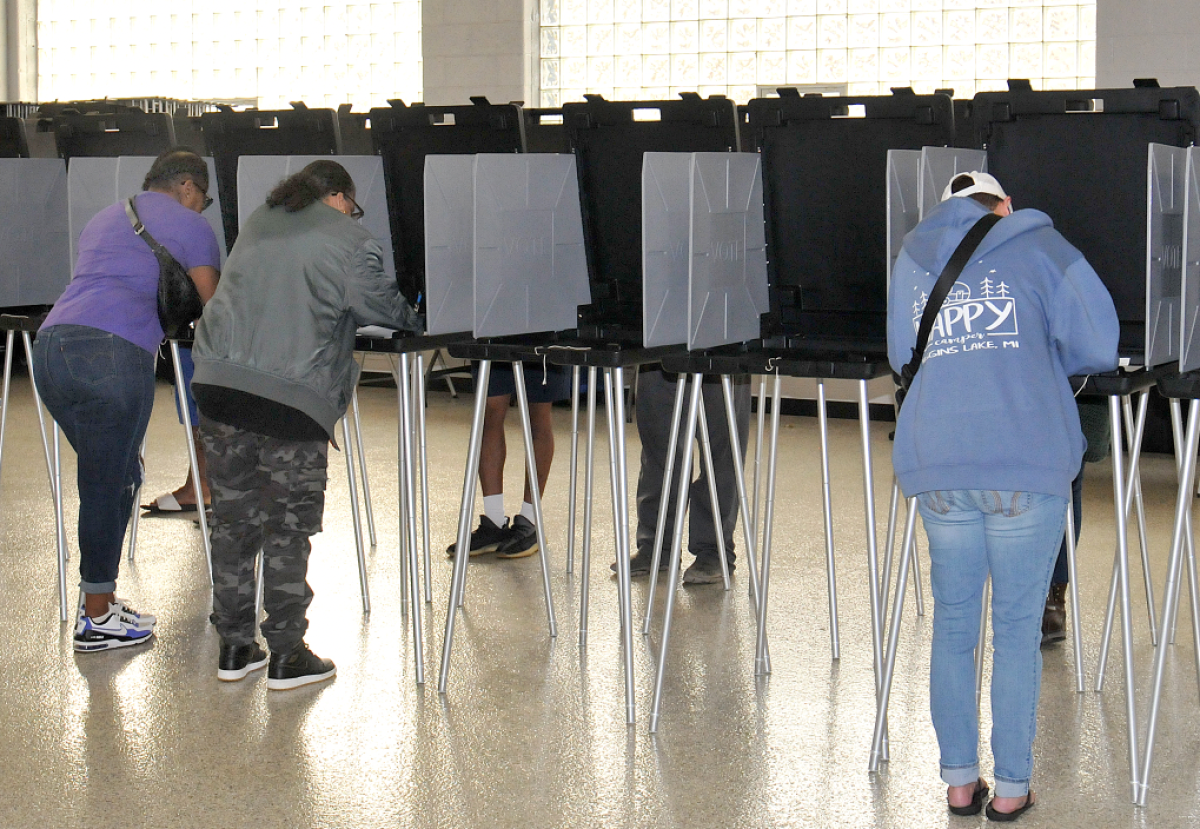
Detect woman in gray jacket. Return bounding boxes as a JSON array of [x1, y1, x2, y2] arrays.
[[192, 160, 420, 690]]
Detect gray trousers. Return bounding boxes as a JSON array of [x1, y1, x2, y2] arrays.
[[634, 368, 751, 563], [200, 416, 329, 652]]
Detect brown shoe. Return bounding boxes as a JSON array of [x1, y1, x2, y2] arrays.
[[1041, 582, 1067, 646]]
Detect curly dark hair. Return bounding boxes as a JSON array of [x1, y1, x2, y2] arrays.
[[266, 160, 356, 213]]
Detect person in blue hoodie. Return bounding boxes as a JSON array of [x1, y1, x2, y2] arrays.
[[887, 171, 1119, 821]]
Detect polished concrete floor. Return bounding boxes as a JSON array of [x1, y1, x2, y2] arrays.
[[1, 374, 1198, 828]]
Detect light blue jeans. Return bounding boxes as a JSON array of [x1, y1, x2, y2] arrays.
[[918, 489, 1068, 799]]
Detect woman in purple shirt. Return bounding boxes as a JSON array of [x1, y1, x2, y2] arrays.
[[33, 149, 221, 652]]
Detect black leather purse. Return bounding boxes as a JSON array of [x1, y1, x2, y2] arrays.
[[894, 212, 1002, 408], [125, 196, 204, 340]]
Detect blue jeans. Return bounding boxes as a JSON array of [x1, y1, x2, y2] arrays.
[[918, 489, 1068, 799], [33, 325, 155, 593]]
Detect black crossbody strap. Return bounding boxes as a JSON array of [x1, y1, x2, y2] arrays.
[[125, 196, 180, 265], [900, 211, 1003, 387]]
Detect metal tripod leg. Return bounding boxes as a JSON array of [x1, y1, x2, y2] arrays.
[[397, 352, 424, 683], [579, 367, 597, 647], [1123, 394, 1156, 643], [754, 373, 782, 676], [350, 387, 376, 547], [649, 373, 704, 732], [1097, 390, 1152, 685], [340, 415, 370, 615], [720, 374, 769, 672], [1136, 397, 1200, 806], [25, 332, 68, 589], [816, 379, 840, 659], [566, 366, 581, 573], [1166, 400, 1200, 699], [127, 435, 147, 562], [603, 368, 635, 724], [0, 329, 13, 489], [695, 401, 730, 590], [438, 359, 492, 694], [1065, 500, 1085, 693], [170, 340, 211, 581], [975, 578, 990, 711], [643, 373, 689, 634], [858, 380, 885, 709], [512, 362, 557, 638], [870, 495, 918, 771], [414, 353, 433, 604]]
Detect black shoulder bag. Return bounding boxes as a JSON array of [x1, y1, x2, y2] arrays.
[[125, 196, 204, 340], [895, 212, 1002, 408]]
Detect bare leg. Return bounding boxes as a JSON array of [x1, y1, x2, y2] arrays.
[[172, 426, 210, 505], [479, 395, 510, 498], [83, 591, 116, 618], [524, 401, 555, 502]]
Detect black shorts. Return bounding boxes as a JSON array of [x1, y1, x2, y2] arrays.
[[473, 361, 571, 403]]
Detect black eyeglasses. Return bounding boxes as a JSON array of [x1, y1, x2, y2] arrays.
[[345, 194, 364, 220]]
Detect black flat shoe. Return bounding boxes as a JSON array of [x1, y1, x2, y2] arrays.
[[985, 793, 1035, 822], [948, 779, 989, 816]]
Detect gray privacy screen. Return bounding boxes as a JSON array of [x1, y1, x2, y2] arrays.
[[473, 153, 588, 338], [424, 154, 475, 336], [1183, 147, 1200, 373], [236, 155, 390, 281], [642, 152, 692, 348], [1147, 143, 1184, 369], [0, 159, 69, 306], [688, 152, 768, 350]]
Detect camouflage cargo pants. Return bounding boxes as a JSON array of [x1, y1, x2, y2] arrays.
[[200, 416, 328, 652]]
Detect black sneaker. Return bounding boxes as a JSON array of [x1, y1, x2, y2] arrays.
[[217, 641, 269, 682], [266, 642, 336, 690], [683, 557, 734, 585], [496, 515, 539, 559], [610, 549, 670, 577], [445, 515, 511, 558]]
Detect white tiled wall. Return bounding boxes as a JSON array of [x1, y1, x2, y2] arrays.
[[1096, 0, 1200, 88], [422, 0, 537, 105]]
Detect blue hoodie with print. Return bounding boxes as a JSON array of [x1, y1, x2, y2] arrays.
[[887, 196, 1120, 500]]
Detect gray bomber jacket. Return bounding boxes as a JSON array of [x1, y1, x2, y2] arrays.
[[192, 200, 421, 438]]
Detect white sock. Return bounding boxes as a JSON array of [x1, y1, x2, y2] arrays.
[[519, 501, 535, 522], [483, 494, 505, 526]]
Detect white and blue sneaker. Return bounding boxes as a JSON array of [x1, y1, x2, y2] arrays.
[[76, 594, 157, 630], [74, 604, 156, 652]]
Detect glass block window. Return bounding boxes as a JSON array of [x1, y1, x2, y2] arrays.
[[36, 0, 423, 109], [539, 0, 1096, 105]]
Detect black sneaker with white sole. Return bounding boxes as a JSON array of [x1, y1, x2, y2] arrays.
[[445, 515, 511, 558], [217, 641, 269, 681], [74, 604, 156, 651], [266, 643, 336, 690], [496, 514, 538, 559]]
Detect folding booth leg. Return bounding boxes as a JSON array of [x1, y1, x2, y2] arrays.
[[858, 380, 885, 706], [602, 368, 635, 724], [721, 374, 770, 672], [1098, 391, 1152, 686], [881, 478, 900, 627], [439, 359, 492, 693], [566, 366, 581, 573], [397, 352, 424, 684], [1123, 394, 1156, 642], [870, 495, 919, 772], [512, 363, 557, 639], [127, 435, 147, 563], [170, 340, 212, 582], [816, 380, 840, 660], [350, 387, 377, 547], [649, 373, 704, 733], [414, 353, 433, 604], [1167, 400, 1200, 701], [24, 332, 63, 556], [752, 375, 766, 549], [643, 373, 688, 634], [1064, 500, 1085, 693], [754, 373, 782, 677], [340, 416, 370, 615], [0, 329, 14, 487], [975, 578, 990, 712], [579, 367, 597, 647], [51, 423, 68, 621], [695, 402, 730, 590], [1136, 398, 1200, 806]]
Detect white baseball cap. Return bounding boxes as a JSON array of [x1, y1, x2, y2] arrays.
[[941, 171, 1008, 203]]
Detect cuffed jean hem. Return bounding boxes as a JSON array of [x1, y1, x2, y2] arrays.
[[940, 762, 980, 788], [994, 775, 1031, 799], [80, 579, 117, 594]]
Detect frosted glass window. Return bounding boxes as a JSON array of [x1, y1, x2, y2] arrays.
[[539, 1, 1094, 106], [39, 1, 422, 108]]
